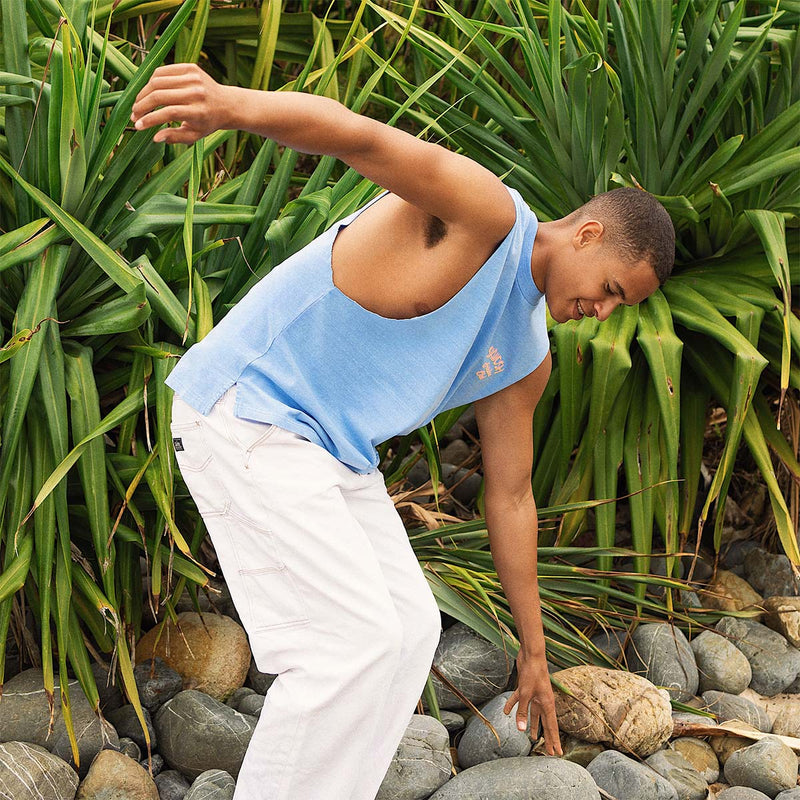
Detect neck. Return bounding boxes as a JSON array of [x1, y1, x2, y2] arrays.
[[530, 219, 565, 295]]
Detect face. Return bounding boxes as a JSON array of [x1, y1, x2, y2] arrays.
[[544, 222, 660, 324]]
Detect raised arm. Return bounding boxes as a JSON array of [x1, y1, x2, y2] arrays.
[[131, 64, 514, 239], [473, 352, 562, 756]]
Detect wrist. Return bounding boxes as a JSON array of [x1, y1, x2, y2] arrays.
[[218, 85, 252, 131]]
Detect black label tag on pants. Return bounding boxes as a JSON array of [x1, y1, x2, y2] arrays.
[[173, 437, 184, 452]]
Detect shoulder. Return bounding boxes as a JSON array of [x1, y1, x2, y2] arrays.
[[474, 351, 552, 424]]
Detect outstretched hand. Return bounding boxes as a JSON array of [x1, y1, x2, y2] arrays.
[[503, 649, 563, 756], [131, 63, 230, 144]]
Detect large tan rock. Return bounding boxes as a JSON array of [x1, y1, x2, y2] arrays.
[[762, 596, 800, 648], [136, 612, 250, 701], [699, 570, 763, 616], [76, 749, 158, 799], [552, 666, 672, 757], [740, 688, 800, 737]]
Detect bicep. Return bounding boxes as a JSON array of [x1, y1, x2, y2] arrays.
[[336, 116, 515, 239], [474, 353, 552, 504]]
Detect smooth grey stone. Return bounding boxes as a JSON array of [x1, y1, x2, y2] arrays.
[[626, 623, 699, 701], [91, 662, 125, 713], [441, 463, 481, 506], [141, 752, 164, 777], [679, 590, 703, 608], [441, 438, 471, 466], [107, 703, 156, 752], [185, 769, 236, 800], [722, 541, 762, 570], [118, 736, 142, 760], [672, 711, 717, 727], [691, 630, 752, 694], [0, 668, 119, 778], [701, 690, 771, 732], [716, 617, 800, 696], [406, 458, 431, 489], [428, 622, 513, 711], [456, 692, 531, 768], [376, 715, 452, 800], [441, 406, 478, 446], [438, 710, 465, 734], [645, 748, 709, 800], [155, 690, 256, 781], [429, 756, 600, 799], [224, 687, 255, 710], [776, 790, 800, 800], [590, 628, 628, 662], [723, 736, 797, 796], [717, 789, 772, 800], [246, 658, 277, 695], [134, 656, 183, 712], [0, 741, 78, 800], [236, 693, 264, 718], [587, 749, 678, 800], [155, 769, 191, 800], [744, 549, 799, 597]]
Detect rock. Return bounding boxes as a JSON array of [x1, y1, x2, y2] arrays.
[[438, 710, 465, 734], [561, 735, 605, 767], [723, 736, 797, 796], [91, 663, 125, 714], [118, 737, 141, 760], [590, 628, 628, 662], [236, 693, 264, 718], [701, 691, 772, 732], [691, 630, 753, 694], [428, 756, 600, 799], [626, 623, 699, 702], [224, 687, 256, 710], [587, 749, 678, 800], [428, 622, 513, 710], [76, 749, 159, 799], [376, 715, 452, 799], [670, 737, 720, 784], [155, 690, 256, 781], [755, 692, 800, 737], [0, 741, 79, 800], [154, 769, 191, 800], [106, 704, 156, 752], [645, 748, 709, 800], [136, 613, 250, 702], [455, 692, 532, 768], [184, 769, 236, 800], [133, 657, 183, 712], [553, 666, 673, 757], [0, 668, 119, 777], [441, 439, 471, 466], [141, 752, 164, 777], [776, 790, 800, 800], [699, 570, 764, 615], [709, 722, 762, 765], [441, 463, 481, 506], [245, 658, 277, 695], [763, 597, 800, 649], [716, 617, 800, 696], [744, 550, 799, 598], [717, 789, 772, 800]]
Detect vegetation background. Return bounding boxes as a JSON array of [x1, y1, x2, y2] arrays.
[[0, 0, 797, 759]]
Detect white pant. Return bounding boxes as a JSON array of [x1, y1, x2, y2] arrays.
[[169, 385, 443, 799]]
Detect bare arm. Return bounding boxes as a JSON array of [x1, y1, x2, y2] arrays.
[[131, 64, 514, 239], [473, 352, 562, 756]]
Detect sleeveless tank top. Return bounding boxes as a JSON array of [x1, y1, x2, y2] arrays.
[[164, 184, 548, 473]]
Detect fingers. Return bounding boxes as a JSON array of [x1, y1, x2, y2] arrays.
[[504, 691, 563, 756], [153, 123, 203, 145], [132, 87, 202, 122]]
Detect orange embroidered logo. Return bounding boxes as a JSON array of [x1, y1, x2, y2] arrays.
[[476, 346, 505, 380]]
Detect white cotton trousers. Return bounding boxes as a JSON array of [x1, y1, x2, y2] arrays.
[[169, 384, 443, 799]]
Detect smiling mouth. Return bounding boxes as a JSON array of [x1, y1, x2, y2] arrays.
[[576, 299, 586, 319]]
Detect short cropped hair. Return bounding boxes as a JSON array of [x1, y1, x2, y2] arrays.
[[574, 187, 675, 285]]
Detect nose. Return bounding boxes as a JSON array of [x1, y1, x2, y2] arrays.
[[594, 298, 621, 322]]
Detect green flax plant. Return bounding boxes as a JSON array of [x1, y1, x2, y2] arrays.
[[359, 0, 800, 601]]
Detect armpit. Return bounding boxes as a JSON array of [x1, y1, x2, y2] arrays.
[[425, 215, 447, 248]]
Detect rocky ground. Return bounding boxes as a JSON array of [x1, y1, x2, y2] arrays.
[[3, 538, 800, 799]]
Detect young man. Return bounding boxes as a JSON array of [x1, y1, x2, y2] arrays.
[[132, 64, 674, 799]]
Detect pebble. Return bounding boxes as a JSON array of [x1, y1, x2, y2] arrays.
[[776, 790, 800, 799], [645, 748, 708, 800], [428, 622, 514, 710], [744, 549, 799, 598], [155, 689, 256, 781], [133, 656, 184, 712], [691, 630, 752, 694], [625, 623, 699, 701], [154, 769, 191, 800], [75, 748, 159, 799], [246, 658, 277, 695], [587, 749, 678, 799], [699, 570, 763, 614], [670, 737, 720, 784], [107, 704, 157, 752], [717, 789, 772, 800], [376, 715, 452, 799], [237, 693, 265, 718], [701, 690, 772, 732], [184, 769, 236, 800], [763, 597, 800, 649], [0, 741, 78, 800], [723, 736, 798, 796], [456, 692, 532, 768], [429, 756, 600, 799], [136, 612, 251, 702], [716, 617, 800, 696], [561, 735, 605, 767], [119, 736, 142, 760]]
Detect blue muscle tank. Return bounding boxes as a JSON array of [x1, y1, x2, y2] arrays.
[[164, 184, 549, 474]]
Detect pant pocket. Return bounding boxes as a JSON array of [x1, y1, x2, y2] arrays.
[[221, 509, 311, 632], [170, 419, 229, 516]]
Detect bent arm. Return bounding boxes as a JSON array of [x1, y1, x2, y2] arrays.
[[131, 64, 514, 236]]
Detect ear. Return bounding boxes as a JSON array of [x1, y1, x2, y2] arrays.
[[573, 220, 605, 249]]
